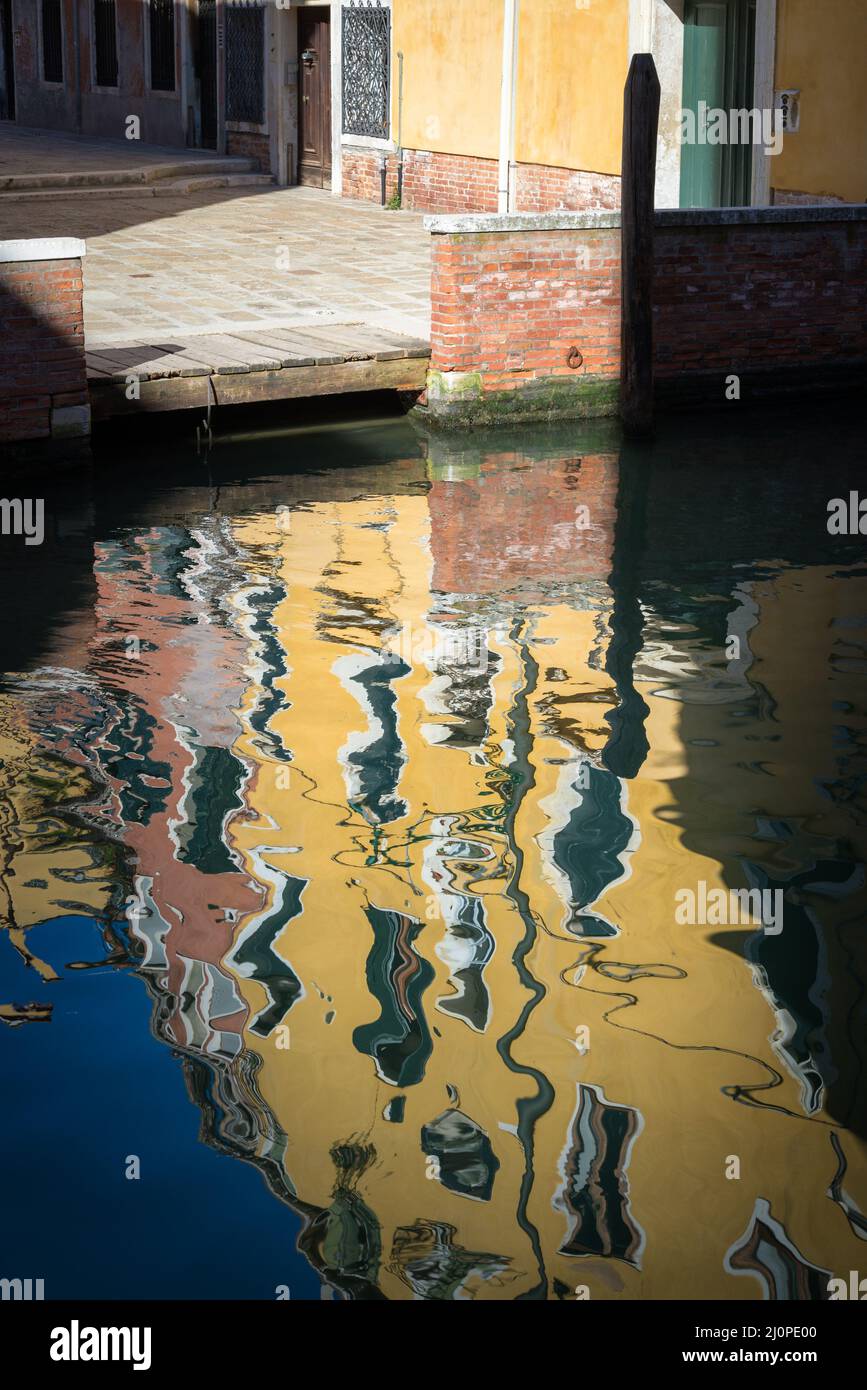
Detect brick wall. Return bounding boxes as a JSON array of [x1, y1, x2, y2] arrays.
[[339, 147, 620, 214], [653, 210, 867, 402], [341, 148, 400, 204], [424, 207, 867, 425], [515, 165, 621, 214], [0, 239, 90, 448], [226, 131, 271, 174], [427, 214, 622, 425], [402, 151, 500, 214]]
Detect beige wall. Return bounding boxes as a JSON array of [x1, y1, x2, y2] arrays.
[[390, 0, 865, 198], [393, 0, 504, 159], [515, 0, 628, 174], [772, 0, 867, 203], [393, 0, 628, 173]]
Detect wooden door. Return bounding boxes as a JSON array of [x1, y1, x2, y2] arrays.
[[298, 8, 331, 188]]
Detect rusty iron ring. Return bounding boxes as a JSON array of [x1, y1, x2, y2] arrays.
[[567, 346, 584, 370]]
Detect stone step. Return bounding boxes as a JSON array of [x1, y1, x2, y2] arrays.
[[0, 172, 275, 201], [0, 157, 257, 192], [152, 173, 275, 195]]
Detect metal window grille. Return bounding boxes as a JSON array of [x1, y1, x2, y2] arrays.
[[225, 1, 264, 126], [93, 0, 118, 88], [42, 0, 63, 84], [149, 0, 175, 92], [342, 1, 390, 140]]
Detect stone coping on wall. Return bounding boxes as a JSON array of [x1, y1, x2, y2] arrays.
[[0, 237, 87, 263], [424, 211, 622, 234], [424, 205, 867, 235], [655, 205, 867, 226]]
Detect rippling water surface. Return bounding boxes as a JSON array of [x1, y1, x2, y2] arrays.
[[1, 407, 865, 1300]]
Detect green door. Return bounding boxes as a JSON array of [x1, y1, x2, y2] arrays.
[[680, 0, 756, 208]]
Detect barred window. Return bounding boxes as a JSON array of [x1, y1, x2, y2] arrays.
[[42, 0, 64, 84], [149, 0, 176, 93], [342, 1, 390, 140], [93, 0, 118, 88], [225, 2, 265, 126]]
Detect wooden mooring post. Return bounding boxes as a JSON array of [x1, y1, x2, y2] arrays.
[[621, 54, 661, 440]]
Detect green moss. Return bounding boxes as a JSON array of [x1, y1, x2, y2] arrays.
[[418, 372, 620, 431]]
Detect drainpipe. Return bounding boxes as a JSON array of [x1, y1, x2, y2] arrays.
[[72, 0, 82, 134], [497, 0, 519, 214], [396, 49, 404, 204]]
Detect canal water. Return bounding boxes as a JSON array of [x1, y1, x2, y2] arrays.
[[1, 403, 865, 1301]]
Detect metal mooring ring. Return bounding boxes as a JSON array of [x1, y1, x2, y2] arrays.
[[567, 346, 584, 370]]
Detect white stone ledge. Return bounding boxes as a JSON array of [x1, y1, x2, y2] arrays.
[[655, 205, 867, 226], [424, 212, 622, 234], [0, 237, 87, 264], [425, 205, 867, 235]]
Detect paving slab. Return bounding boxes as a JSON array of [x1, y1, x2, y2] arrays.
[[0, 158, 431, 345]]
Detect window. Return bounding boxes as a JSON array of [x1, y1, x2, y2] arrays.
[[93, 0, 118, 88], [42, 0, 64, 84], [225, 2, 265, 125], [149, 0, 176, 92], [342, 1, 391, 140]]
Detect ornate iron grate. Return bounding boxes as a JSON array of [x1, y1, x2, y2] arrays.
[[225, 0, 265, 126], [42, 0, 64, 84], [342, 1, 390, 140]]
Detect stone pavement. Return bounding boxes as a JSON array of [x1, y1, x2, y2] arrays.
[[0, 124, 249, 179], [0, 129, 431, 347]]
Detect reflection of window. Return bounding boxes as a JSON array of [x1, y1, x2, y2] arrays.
[[93, 0, 118, 88], [226, 1, 265, 125], [149, 0, 176, 93], [42, 0, 64, 84], [342, 1, 391, 140]]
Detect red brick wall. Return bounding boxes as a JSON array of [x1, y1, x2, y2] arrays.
[[515, 165, 621, 214], [427, 212, 867, 420], [402, 150, 500, 214], [226, 131, 271, 173], [0, 256, 88, 443], [430, 226, 622, 388], [340, 149, 399, 204], [340, 147, 620, 214], [653, 218, 867, 381]]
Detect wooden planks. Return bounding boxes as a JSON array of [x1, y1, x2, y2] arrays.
[[87, 321, 430, 418]]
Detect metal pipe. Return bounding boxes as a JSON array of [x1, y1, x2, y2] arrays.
[[72, 0, 82, 134], [396, 49, 404, 203], [497, 0, 519, 214]]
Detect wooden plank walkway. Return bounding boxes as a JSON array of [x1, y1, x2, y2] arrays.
[[86, 323, 431, 420]]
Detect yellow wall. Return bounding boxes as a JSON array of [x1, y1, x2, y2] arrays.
[[393, 0, 628, 174], [515, 0, 627, 174], [393, 0, 504, 160], [392, 1, 865, 198], [772, 0, 867, 203]]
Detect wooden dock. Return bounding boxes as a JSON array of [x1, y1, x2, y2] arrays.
[[86, 323, 431, 421]]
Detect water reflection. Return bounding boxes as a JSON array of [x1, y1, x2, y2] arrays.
[[1, 408, 866, 1300]]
